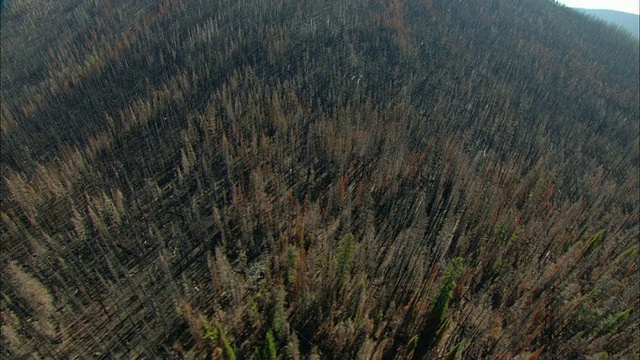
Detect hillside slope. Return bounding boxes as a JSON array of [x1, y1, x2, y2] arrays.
[[1, 0, 638, 358]]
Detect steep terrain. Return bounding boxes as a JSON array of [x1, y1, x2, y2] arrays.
[[1, 0, 638, 358]]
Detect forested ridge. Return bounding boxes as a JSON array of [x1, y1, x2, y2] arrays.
[[1, 0, 638, 358]]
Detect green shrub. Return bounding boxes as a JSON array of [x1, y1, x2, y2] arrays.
[[432, 257, 463, 327], [336, 233, 355, 288]]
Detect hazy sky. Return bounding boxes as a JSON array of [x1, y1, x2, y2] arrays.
[[556, 0, 640, 14]]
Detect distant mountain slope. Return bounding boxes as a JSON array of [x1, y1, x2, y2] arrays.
[[577, 8, 640, 38]]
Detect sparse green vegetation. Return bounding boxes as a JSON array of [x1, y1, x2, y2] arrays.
[[433, 258, 464, 328], [335, 233, 355, 289]]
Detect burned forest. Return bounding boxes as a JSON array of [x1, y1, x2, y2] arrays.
[[1, 0, 639, 358]]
